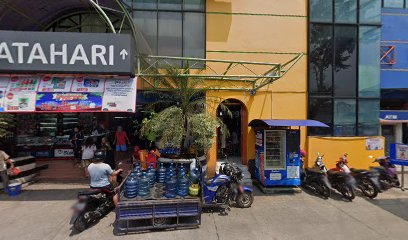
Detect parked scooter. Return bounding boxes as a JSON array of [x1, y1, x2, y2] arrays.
[[333, 154, 380, 199], [203, 162, 254, 209], [70, 163, 123, 232], [302, 153, 331, 198], [371, 156, 400, 191], [327, 154, 357, 201]]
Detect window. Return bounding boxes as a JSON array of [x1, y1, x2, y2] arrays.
[[310, 0, 333, 22], [308, 0, 381, 136], [360, 0, 381, 23], [359, 27, 381, 97], [132, 0, 206, 65], [309, 24, 333, 96], [335, 0, 357, 23], [334, 26, 357, 97], [383, 0, 404, 8]]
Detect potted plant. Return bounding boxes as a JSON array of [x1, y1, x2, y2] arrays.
[[139, 66, 229, 172]]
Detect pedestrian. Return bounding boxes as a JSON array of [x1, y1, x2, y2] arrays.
[[0, 149, 15, 191], [69, 126, 84, 162], [81, 137, 97, 177], [114, 126, 130, 162], [101, 137, 115, 170], [92, 122, 106, 148]]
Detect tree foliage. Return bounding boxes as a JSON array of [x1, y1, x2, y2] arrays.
[[0, 114, 14, 138]]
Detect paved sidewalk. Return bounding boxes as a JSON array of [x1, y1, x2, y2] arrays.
[[0, 183, 408, 240]]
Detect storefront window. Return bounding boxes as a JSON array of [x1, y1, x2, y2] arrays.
[[132, 0, 157, 10], [184, 0, 205, 11], [133, 11, 158, 55], [158, 12, 183, 65], [359, 27, 381, 98], [132, 1, 206, 65], [335, 0, 357, 23], [360, 0, 381, 24], [383, 0, 404, 8], [358, 100, 380, 136], [183, 13, 205, 66], [334, 26, 357, 97], [334, 99, 356, 136], [309, 98, 333, 136], [158, 0, 182, 10], [310, 0, 333, 22], [309, 24, 333, 96]]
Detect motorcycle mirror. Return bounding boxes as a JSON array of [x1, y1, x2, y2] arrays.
[[321, 154, 325, 157], [368, 156, 374, 159], [118, 162, 123, 167], [317, 152, 321, 157]]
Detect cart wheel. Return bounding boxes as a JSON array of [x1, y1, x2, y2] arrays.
[[153, 217, 169, 226]]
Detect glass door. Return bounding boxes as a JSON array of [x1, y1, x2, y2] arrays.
[[264, 130, 286, 170]]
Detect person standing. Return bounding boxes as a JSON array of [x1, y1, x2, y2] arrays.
[[101, 137, 115, 170], [114, 126, 130, 162], [0, 150, 15, 191], [70, 126, 84, 161], [81, 138, 97, 177]]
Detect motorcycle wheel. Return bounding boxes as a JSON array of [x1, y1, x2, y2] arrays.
[[73, 213, 88, 232], [341, 185, 356, 201], [236, 191, 254, 208], [310, 181, 330, 199], [359, 179, 378, 199]]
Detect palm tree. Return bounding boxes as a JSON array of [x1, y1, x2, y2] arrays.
[[140, 66, 229, 157]]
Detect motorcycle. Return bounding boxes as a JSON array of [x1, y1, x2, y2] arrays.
[[327, 154, 357, 201], [334, 154, 380, 199], [371, 156, 400, 191], [302, 153, 331, 199], [204, 162, 254, 209], [71, 162, 123, 232]]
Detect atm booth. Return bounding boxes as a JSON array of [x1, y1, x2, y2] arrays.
[[249, 119, 329, 187]]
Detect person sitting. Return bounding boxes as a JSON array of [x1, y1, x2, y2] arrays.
[[87, 150, 123, 207]]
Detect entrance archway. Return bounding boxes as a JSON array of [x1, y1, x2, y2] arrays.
[[216, 99, 248, 165]]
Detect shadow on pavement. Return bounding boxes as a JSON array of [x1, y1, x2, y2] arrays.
[[368, 198, 408, 222], [0, 188, 87, 201]]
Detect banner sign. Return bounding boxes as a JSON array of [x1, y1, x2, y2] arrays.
[[5, 91, 37, 112], [7, 76, 40, 92], [102, 78, 137, 112], [54, 148, 75, 157], [0, 30, 133, 75], [0, 75, 136, 112], [366, 137, 384, 150], [36, 92, 103, 112], [38, 76, 73, 92], [390, 144, 408, 161], [72, 77, 105, 92]]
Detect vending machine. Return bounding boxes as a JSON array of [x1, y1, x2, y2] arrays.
[[249, 119, 328, 187]]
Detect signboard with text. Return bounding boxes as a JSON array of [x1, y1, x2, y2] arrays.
[[0, 30, 133, 75]]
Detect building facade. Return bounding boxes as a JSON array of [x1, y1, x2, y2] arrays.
[[380, 0, 408, 154], [0, 0, 385, 176]]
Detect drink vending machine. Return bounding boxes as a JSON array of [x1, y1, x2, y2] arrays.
[[249, 119, 329, 187]]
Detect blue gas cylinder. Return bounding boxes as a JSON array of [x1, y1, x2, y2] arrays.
[[177, 172, 189, 197], [138, 172, 150, 197], [147, 166, 155, 187], [165, 173, 177, 198], [125, 173, 138, 198], [156, 163, 166, 183], [189, 168, 200, 184]]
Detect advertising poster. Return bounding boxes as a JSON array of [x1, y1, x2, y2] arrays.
[[366, 137, 384, 150], [0, 77, 9, 112], [38, 76, 73, 92], [102, 77, 137, 112], [5, 91, 36, 112], [36, 92, 103, 112], [396, 144, 408, 160], [72, 77, 105, 92], [7, 76, 40, 92]]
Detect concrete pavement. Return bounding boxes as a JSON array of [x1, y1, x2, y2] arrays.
[[0, 183, 408, 240]]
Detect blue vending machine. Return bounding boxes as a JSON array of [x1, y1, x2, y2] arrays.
[[249, 119, 328, 187]]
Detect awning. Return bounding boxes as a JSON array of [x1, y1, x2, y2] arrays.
[[249, 119, 329, 128], [380, 110, 408, 123]]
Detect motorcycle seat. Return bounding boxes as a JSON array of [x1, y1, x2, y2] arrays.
[[350, 169, 368, 174], [305, 168, 323, 174], [78, 189, 104, 196]]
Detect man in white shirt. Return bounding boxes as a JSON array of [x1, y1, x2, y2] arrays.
[[0, 150, 15, 191]]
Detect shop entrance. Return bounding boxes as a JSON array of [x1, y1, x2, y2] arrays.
[[217, 99, 248, 165]]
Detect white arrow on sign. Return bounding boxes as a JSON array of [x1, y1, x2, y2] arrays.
[[120, 49, 128, 60]]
